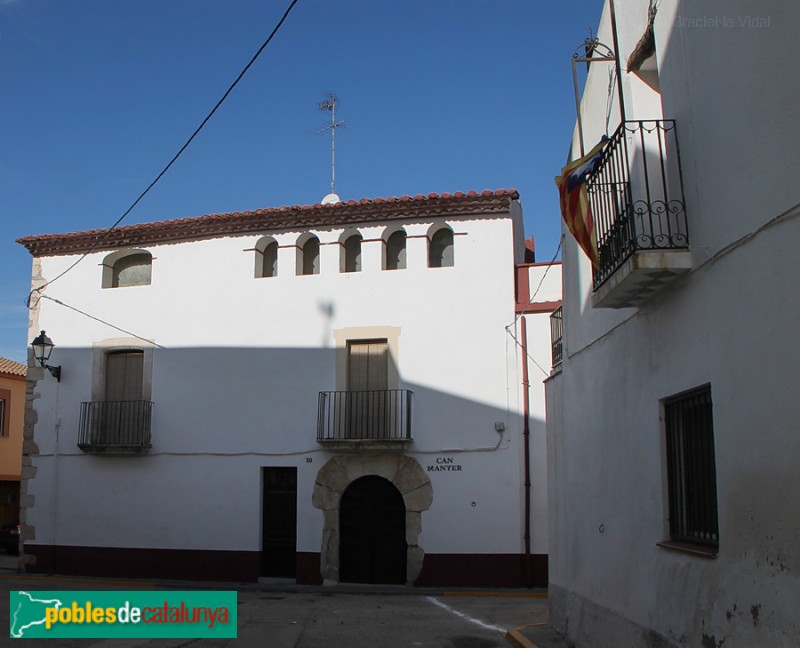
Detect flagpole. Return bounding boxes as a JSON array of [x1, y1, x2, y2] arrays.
[[608, 0, 627, 125]]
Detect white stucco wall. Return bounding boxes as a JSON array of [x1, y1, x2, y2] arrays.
[[26, 202, 552, 570], [549, 1, 800, 646]]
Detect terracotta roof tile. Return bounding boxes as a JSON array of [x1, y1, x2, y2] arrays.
[[16, 188, 519, 257], [0, 357, 27, 378]]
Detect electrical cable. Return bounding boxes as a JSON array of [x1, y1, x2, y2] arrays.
[[26, 0, 301, 307], [504, 238, 563, 378], [38, 294, 165, 348]]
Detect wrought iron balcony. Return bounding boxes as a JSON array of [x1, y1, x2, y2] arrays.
[[550, 306, 563, 370], [317, 389, 413, 449], [78, 400, 153, 455], [588, 120, 692, 308]]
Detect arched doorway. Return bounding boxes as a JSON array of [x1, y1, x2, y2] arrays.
[[339, 476, 407, 584]]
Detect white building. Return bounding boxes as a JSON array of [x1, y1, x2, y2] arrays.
[[546, 1, 800, 646], [18, 188, 561, 587]]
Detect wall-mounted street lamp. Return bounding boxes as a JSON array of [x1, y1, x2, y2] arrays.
[[31, 330, 61, 382]]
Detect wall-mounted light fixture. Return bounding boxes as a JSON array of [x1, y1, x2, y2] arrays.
[[31, 330, 61, 382]]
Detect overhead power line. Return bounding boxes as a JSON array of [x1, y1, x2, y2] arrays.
[[27, 0, 301, 306]]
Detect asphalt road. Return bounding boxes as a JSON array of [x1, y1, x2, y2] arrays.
[[0, 571, 548, 647]]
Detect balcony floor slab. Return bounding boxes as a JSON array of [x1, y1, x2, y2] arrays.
[[592, 249, 692, 309]]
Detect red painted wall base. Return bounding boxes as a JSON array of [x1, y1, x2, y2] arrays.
[[24, 545, 547, 589]]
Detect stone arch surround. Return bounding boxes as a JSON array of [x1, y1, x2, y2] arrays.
[[312, 454, 433, 585]]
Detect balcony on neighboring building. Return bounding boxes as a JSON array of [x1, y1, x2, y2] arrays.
[[317, 389, 413, 450], [588, 119, 691, 308], [550, 305, 563, 371], [78, 401, 153, 455]]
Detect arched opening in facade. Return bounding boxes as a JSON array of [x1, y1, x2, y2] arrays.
[[339, 475, 406, 584], [384, 229, 407, 270], [428, 226, 454, 268], [255, 236, 278, 278], [102, 249, 153, 288], [341, 232, 362, 273], [312, 454, 432, 585], [297, 234, 320, 276]]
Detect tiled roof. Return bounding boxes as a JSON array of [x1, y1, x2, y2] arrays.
[[0, 357, 27, 378], [17, 189, 519, 257]]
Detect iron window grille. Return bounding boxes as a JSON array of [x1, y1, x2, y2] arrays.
[[664, 386, 719, 549], [550, 306, 564, 368]]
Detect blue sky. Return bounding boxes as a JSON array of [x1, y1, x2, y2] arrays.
[[0, 0, 602, 362]]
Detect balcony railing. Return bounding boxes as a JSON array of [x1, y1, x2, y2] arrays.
[[78, 400, 153, 454], [317, 389, 413, 446], [550, 306, 563, 369], [588, 119, 689, 291]]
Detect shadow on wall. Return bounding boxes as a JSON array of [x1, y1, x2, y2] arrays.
[[22, 344, 546, 588]]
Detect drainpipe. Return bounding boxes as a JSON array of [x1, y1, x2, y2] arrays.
[[520, 316, 532, 588]]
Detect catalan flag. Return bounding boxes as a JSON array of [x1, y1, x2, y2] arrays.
[[555, 138, 608, 267]]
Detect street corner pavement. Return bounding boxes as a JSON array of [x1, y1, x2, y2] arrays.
[[506, 622, 572, 648]]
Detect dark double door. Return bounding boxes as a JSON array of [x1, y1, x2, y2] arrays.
[[261, 467, 297, 578], [339, 476, 407, 585]]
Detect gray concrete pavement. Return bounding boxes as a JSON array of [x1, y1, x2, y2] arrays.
[[0, 550, 19, 571], [0, 571, 565, 647]]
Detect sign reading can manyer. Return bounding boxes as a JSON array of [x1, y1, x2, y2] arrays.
[[427, 456, 463, 472], [9, 590, 237, 639]]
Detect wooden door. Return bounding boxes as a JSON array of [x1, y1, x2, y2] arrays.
[[261, 467, 297, 578]]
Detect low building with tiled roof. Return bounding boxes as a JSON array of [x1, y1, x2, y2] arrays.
[[0, 356, 26, 534], [0, 357, 27, 379], [16, 189, 559, 587]]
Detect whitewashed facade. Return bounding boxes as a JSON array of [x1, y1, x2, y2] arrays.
[[18, 189, 559, 587], [547, 1, 800, 646]]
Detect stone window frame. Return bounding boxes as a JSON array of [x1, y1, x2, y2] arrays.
[[332, 326, 401, 392], [101, 249, 153, 289], [91, 338, 155, 403]]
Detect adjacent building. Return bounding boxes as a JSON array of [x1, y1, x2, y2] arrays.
[[0, 358, 26, 538], [17, 188, 560, 587], [546, 1, 799, 646]]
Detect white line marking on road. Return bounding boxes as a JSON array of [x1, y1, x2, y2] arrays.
[[426, 596, 506, 634]]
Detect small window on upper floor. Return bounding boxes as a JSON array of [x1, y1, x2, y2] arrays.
[[0, 396, 6, 437], [102, 250, 152, 289], [255, 236, 278, 278], [342, 233, 362, 273], [428, 227, 454, 268], [385, 229, 407, 270], [297, 234, 320, 276]]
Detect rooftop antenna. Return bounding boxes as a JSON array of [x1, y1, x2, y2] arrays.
[[316, 93, 345, 204]]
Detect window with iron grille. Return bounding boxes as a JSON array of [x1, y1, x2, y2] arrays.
[[664, 385, 719, 550]]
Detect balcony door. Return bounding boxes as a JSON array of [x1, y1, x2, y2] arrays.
[[105, 350, 144, 401], [347, 340, 388, 391], [346, 340, 388, 439], [98, 350, 144, 444]]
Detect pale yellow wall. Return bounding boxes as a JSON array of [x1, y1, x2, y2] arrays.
[[0, 373, 26, 480]]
